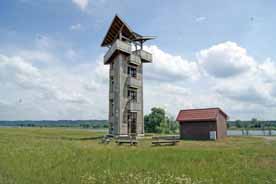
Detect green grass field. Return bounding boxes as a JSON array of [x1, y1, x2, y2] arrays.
[[0, 128, 276, 184]]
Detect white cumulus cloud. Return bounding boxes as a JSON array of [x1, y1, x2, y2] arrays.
[[0, 53, 108, 120], [144, 45, 200, 82], [72, 0, 89, 10], [195, 16, 207, 22], [197, 41, 256, 78], [1, 40, 276, 120], [70, 24, 83, 31]]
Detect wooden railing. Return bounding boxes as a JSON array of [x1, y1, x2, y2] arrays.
[[104, 40, 131, 64]]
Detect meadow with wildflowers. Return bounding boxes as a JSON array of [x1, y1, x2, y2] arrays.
[[0, 128, 275, 184]]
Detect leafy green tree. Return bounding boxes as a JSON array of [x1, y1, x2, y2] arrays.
[[235, 120, 242, 128], [166, 116, 179, 133], [251, 118, 261, 128], [144, 107, 166, 133], [144, 107, 179, 134], [156, 119, 169, 134]]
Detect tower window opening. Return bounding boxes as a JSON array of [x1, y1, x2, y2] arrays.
[[128, 87, 137, 102], [128, 64, 137, 78], [110, 99, 114, 116], [110, 76, 114, 92]]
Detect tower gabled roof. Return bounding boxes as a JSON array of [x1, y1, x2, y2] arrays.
[[101, 15, 155, 47], [101, 15, 139, 47]]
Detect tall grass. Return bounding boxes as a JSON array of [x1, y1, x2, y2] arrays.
[[0, 128, 275, 184]]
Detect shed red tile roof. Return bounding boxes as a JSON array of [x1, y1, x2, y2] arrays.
[[176, 108, 228, 122]]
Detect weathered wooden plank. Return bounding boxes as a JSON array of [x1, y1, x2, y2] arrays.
[[152, 140, 179, 146], [116, 139, 138, 145]]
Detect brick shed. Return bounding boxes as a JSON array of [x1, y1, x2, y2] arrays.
[[176, 108, 228, 140]]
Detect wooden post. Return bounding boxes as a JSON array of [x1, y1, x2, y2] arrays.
[[119, 31, 122, 40]]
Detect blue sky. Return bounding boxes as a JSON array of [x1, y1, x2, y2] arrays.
[[2, 0, 276, 60], [0, 0, 276, 120]]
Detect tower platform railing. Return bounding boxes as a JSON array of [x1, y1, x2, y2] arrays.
[[128, 54, 141, 65], [127, 76, 141, 88], [128, 101, 141, 111], [104, 40, 131, 64], [133, 49, 152, 63]]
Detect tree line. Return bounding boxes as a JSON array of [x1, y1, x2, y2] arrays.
[[228, 118, 276, 130], [0, 120, 108, 129]]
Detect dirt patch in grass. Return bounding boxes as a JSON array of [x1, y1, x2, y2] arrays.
[[263, 136, 276, 141]]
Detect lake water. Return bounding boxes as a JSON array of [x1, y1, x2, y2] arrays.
[[227, 130, 276, 136]]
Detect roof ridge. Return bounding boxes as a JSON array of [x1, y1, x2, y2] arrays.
[[179, 107, 221, 111]]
